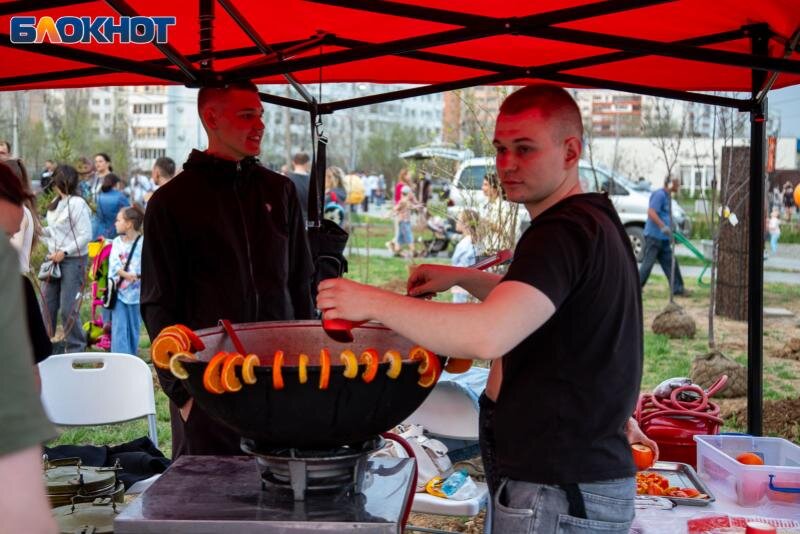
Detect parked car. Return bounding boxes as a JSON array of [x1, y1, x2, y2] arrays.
[[449, 157, 690, 262]]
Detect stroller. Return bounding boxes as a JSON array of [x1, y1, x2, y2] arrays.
[[83, 238, 113, 350], [421, 215, 461, 257]]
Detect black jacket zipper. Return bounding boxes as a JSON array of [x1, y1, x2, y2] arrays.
[[234, 161, 260, 318]]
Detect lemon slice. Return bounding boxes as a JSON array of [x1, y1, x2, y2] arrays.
[[169, 351, 195, 379]]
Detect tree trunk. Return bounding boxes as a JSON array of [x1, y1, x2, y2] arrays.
[[716, 146, 751, 321]]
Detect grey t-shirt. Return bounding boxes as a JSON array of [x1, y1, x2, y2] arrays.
[[0, 237, 56, 455]]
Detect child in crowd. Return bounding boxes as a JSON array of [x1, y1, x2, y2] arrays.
[[768, 207, 781, 255], [451, 209, 481, 303], [391, 185, 416, 258], [109, 206, 144, 355]]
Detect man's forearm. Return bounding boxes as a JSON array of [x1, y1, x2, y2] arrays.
[[455, 270, 503, 301]]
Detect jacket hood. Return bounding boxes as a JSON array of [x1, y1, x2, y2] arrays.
[[182, 149, 261, 178]]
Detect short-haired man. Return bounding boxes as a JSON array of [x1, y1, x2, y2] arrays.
[[141, 82, 315, 458], [143, 156, 176, 204], [639, 176, 687, 295], [317, 84, 643, 531], [287, 151, 311, 224], [0, 140, 11, 162]]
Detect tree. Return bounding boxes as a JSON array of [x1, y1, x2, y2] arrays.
[[357, 124, 427, 182]]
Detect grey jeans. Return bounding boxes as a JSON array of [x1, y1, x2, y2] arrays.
[[492, 476, 635, 533], [41, 255, 87, 353]]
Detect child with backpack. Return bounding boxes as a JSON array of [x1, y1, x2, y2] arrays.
[[108, 206, 144, 355]]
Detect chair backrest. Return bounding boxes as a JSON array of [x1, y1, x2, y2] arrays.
[[403, 380, 480, 441], [38, 352, 158, 447]]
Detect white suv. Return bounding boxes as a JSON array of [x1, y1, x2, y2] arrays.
[[450, 157, 689, 262]]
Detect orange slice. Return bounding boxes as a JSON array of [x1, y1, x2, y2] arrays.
[[298, 353, 309, 384], [632, 443, 655, 471], [340, 349, 358, 379], [221, 353, 244, 392], [384, 350, 402, 379], [159, 326, 191, 351], [360, 348, 379, 383], [175, 324, 205, 351], [444, 357, 472, 374], [319, 348, 331, 389], [169, 351, 195, 379], [272, 350, 285, 390], [151, 334, 183, 369], [409, 346, 436, 374], [203, 352, 228, 394], [418, 369, 439, 388], [241, 354, 259, 385]]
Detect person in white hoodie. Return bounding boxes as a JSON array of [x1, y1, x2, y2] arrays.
[[40, 165, 92, 353]]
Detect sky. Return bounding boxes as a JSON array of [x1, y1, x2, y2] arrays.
[[769, 84, 800, 138]]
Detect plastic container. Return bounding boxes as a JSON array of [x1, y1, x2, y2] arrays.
[[694, 435, 800, 508]]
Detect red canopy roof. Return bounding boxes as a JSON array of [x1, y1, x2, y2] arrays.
[[1, 0, 799, 104]]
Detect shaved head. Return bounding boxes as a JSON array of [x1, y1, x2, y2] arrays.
[[197, 81, 259, 122], [499, 84, 583, 143]]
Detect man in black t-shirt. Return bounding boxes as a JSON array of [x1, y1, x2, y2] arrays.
[[287, 152, 311, 224], [317, 84, 644, 532]]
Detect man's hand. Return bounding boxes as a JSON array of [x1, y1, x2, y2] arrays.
[[51, 250, 65, 263], [406, 264, 463, 297], [660, 225, 672, 237], [317, 278, 387, 321]]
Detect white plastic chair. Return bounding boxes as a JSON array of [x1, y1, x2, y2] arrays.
[[38, 352, 158, 448], [403, 377, 490, 529]]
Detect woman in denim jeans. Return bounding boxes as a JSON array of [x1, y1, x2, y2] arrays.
[[40, 165, 92, 353]]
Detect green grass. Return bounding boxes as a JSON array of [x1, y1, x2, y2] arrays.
[[49, 254, 800, 456]]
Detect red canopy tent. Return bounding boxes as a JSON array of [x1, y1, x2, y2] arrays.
[[2, 0, 800, 434]]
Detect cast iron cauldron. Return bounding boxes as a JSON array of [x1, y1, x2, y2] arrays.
[[180, 320, 441, 449]]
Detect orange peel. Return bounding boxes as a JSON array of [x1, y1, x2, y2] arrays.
[[203, 352, 228, 394], [221, 353, 244, 393]]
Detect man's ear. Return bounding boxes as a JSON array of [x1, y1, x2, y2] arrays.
[[563, 136, 582, 169], [202, 106, 218, 130]]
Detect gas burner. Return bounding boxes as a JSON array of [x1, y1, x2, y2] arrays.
[[241, 437, 384, 501]]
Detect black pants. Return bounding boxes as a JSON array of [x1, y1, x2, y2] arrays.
[[168, 401, 242, 459], [478, 392, 500, 497]]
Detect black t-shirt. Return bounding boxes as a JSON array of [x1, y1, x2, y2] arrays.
[[494, 193, 642, 484], [288, 171, 310, 222]]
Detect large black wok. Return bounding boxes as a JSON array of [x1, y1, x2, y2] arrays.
[[181, 320, 441, 449]]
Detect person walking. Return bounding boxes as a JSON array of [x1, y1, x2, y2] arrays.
[[768, 208, 781, 255], [638, 176, 688, 296]]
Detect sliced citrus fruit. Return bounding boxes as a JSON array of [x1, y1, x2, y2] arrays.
[[175, 324, 206, 351], [159, 326, 191, 351], [298, 353, 309, 384], [409, 346, 436, 374], [272, 350, 285, 390], [241, 354, 259, 385], [632, 443, 655, 471], [169, 351, 195, 379], [444, 357, 472, 374], [151, 334, 184, 369], [360, 348, 379, 383], [340, 349, 358, 379], [203, 352, 228, 394], [425, 476, 446, 497], [384, 350, 402, 379], [319, 348, 331, 389], [410, 346, 441, 387], [221, 353, 244, 392]]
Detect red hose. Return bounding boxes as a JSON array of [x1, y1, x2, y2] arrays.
[[381, 431, 417, 530], [636, 376, 728, 431]]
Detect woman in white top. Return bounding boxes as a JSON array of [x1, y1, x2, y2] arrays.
[[2, 159, 39, 273], [40, 165, 92, 353]]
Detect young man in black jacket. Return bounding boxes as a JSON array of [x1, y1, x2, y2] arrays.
[[317, 84, 643, 532], [141, 81, 315, 458]]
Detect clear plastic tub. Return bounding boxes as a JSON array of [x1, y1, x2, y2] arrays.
[[694, 435, 800, 508]]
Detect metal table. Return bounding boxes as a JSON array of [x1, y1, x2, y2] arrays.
[[115, 455, 414, 534]]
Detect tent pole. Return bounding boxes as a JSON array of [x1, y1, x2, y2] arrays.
[[199, 0, 214, 72], [747, 29, 769, 436]]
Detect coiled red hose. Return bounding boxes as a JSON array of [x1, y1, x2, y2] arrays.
[[635, 375, 728, 430]]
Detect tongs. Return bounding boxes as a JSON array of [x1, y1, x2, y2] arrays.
[[322, 249, 513, 343]]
